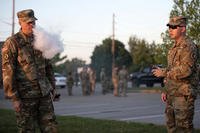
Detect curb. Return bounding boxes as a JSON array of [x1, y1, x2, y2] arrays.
[[128, 89, 162, 93], [140, 89, 161, 93]]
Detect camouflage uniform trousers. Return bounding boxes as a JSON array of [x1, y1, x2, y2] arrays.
[[15, 95, 57, 133], [67, 86, 73, 96], [101, 81, 107, 95], [89, 80, 95, 95], [81, 80, 90, 96], [67, 83, 73, 96], [119, 80, 127, 96], [165, 95, 195, 133]]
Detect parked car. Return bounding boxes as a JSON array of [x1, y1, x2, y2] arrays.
[[130, 65, 164, 87], [54, 73, 67, 89]]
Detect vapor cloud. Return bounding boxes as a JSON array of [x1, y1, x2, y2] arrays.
[[33, 26, 64, 59]]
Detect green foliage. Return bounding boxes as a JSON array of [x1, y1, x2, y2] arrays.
[[0, 109, 167, 133], [91, 38, 132, 80], [58, 116, 167, 133], [128, 36, 166, 71], [186, 0, 200, 45], [51, 53, 67, 73], [150, 42, 167, 66], [64, 58, 86, 74], [51, 53, 86, 75]]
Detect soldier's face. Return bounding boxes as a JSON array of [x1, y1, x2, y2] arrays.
[[168, 25, 185, 40], [20, 20, 35, 36]]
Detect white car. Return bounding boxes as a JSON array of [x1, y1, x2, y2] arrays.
[[54, 73, 67, 89]]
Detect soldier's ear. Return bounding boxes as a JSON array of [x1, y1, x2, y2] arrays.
[[181, 26, 186, 33]]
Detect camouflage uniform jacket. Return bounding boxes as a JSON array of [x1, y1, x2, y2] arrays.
[[2, 31, 55, 101], [162, 36, 199, 96], [89, 70, 96, 82], [67, 75, 74, 88], [118, 69, 128, 82], [80, 71, 89, 81], [100, 71, 106, 83]]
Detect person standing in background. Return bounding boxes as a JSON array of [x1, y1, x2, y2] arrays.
[[100, 67, 107, 95], [74, 71, 79, 86], [88, 67, 96, 95], [67, 71, 74, 96], [2, 9, 57, 132], [118, 65, 128, 97], [80, 66, 90, 96], [152, 16, 199, 133]]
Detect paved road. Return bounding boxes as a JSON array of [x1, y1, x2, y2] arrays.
[[0, 83, 200, 129]]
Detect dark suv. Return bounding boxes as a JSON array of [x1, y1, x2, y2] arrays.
[[130, 66, 164, 87]]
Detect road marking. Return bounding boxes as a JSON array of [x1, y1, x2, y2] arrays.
[[55, 103, 110, 109], [58, 105, 161, 116], [120, 109, 200, 121], [56, 104, 161, 110], [61, 111, 101, 116], [120, 114, 164, 121]]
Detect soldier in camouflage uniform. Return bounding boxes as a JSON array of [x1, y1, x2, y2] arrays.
[[67, 72, 74, 96], [118, 65, 128, 97], [80, 66, 90, 96], [2, 9, 57, 133], [100, 68, 107, 95], [74, 71, 79, 86], [152, 16, 199, 133], [88, 67, 96, 95]]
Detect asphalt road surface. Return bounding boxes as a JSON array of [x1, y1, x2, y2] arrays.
[[0, 83, 200, 129]]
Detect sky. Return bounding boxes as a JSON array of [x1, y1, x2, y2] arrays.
[[0, 0, 174, 63]]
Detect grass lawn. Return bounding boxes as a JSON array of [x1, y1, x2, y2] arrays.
[[0, 109, 200, 133]]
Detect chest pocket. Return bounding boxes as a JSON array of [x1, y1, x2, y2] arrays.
[[18, 45, 34, 66], [173, 48, 182, 66], [168, 48, 182, 67], [17, 45, 37, 81]]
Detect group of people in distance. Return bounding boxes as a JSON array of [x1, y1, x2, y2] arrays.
[[79, 66, 96, 96], [100, 65, 129, 97]]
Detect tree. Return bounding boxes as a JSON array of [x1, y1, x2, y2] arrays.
[[51, 52, 86, 75], [64, 58, 86, 74], [152, 42, 168, 66], [128, 36, 156, 71], [186, 0, 200, 45], [51, 53, 67, 73], [91, 38, 132, 80]]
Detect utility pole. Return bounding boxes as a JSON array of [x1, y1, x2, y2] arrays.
[[112, 13, 115, 69], [11, 0, 15, 35]]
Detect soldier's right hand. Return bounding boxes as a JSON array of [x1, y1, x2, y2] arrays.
[[152, 67, 162, 77], [161, 93, 167, 103], [12, 100, 22, 112]]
